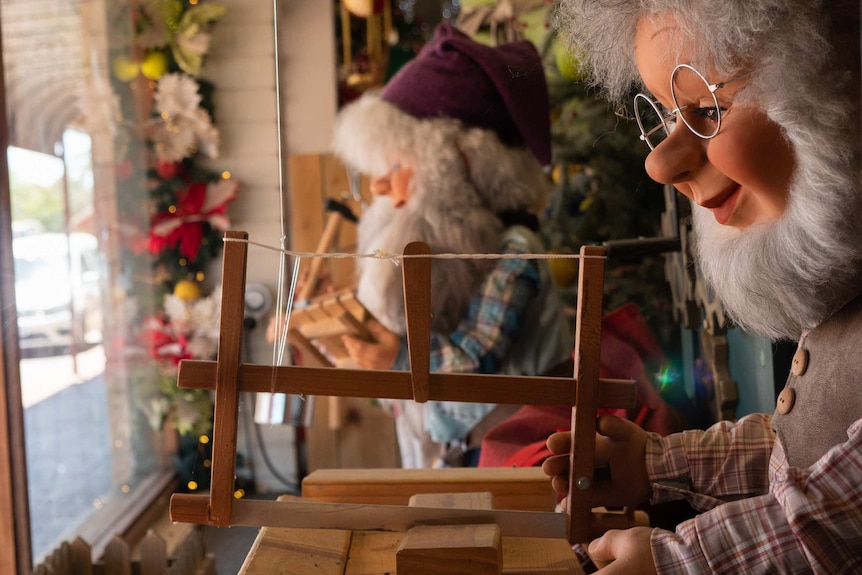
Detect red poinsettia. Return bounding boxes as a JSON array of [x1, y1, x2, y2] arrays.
[[149, 177, 238, 261], [140, 315, 191, 365]]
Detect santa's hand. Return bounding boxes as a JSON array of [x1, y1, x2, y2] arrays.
[[343, 319, 401, 369], [541, 431, 573, 505], [541, 415, 650, 509], [588, 527, 656, 574]]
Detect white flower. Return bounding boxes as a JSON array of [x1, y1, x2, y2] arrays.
[[154, 73, 202, 117], [150, 73, 220, 162]]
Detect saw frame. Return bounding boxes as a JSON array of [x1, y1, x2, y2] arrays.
[[169, 230, 638, 544]]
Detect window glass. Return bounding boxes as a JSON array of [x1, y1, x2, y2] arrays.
[[3, 0, 168, 563]]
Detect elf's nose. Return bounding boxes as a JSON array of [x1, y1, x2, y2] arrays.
[[644, 123, 705, 186]]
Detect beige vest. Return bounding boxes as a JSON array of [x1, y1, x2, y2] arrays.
[[772, 295, 862, 469]]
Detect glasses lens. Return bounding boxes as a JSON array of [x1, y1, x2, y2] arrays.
[[634, 94, 668, 149], [671, 65, 720, 139]]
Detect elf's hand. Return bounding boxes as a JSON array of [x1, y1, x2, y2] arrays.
[[588, 527, 656, 574], [541, 414, 651, 509], [343, 318, 400, 369]]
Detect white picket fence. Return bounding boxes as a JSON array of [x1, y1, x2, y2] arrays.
[[31, 528, 216, 575]]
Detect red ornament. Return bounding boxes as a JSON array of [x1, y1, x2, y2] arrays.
[[156, 160, 182, 179], [149, 178, 238, 262]]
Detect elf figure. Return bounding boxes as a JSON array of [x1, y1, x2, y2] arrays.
[[332, 23, 573, 468]]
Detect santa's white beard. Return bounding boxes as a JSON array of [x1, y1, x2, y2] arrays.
[[692, 199, 862, 340], [355, 196, 501, 335]]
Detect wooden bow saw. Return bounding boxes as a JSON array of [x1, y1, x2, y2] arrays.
[[169, 230, 639, 544]]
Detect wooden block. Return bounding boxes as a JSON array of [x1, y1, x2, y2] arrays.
[[303, 302, 331, 322], [409, 491, 495, 510], [301, 467, 557, 511], [501, 537, 584, 575], [396, 524, 502, 575], [238, 527, 351, 575], [343, 532, 402, 575], [298, 316, 355, 340], [338, 291, 367, 320]]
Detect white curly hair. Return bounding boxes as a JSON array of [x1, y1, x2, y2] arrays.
[[557, 0, 862, 340], [332, 92, 550, 334]]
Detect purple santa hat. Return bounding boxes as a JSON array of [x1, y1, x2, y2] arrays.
[[332, 23, 552, 180], [378, 23, 550, 164]]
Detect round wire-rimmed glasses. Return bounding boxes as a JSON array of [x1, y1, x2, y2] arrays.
[[634, 63, 752, 150]]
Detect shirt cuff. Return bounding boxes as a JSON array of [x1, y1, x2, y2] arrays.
[[646, 431, 699, 506]]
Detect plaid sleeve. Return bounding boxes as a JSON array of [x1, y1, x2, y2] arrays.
[[650, 418, 862, 574], [428, 238, 540, 373], [647, 413, 775, 510]]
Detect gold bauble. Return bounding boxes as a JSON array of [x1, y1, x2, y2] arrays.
[[111, 54, 139, 82], [141, 51, 169, 80], [173, 279, 202, 302]]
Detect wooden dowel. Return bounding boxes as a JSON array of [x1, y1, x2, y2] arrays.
[[402, 241, 432, 403], [297, 211, 343, 302], [567, 245, 606, 544], [208, 230, 248, 526], [178, 360, 635, 408]]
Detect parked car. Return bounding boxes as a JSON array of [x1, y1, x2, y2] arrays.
[[13, 232, 103, 356]]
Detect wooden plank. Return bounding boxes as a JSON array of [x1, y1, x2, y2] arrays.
[[288, 154, 326, 253], [402, 241, 431, 403], [177, 362, 635, 408], [171, 494, 566, 538], [70, 538, 94, 575], [238, 526, 351, 575], [102, 536, 132, 575], [568, 245, 606, 544], [408, 492, 495, 510], [139, 531, 167, 575], [302, 467, 557, 512], [209, 230, 249, 526], [287, 154, 367, 293]]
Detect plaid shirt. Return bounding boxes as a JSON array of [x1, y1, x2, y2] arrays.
[[647, 413, 862, 573], [392, 235, 542, 374], [427, 238, 541, 374], [393, 234, 543, 442]]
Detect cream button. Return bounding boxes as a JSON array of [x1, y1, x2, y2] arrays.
[[791, 349, 809, 376], [777, 388, 796, 415]]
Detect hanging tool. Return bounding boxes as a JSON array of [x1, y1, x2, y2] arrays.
[[296, 197, 359, 303]]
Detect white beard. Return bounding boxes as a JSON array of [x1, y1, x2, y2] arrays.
[[355, 196, 502, 335], [693, 191, 862, 341]]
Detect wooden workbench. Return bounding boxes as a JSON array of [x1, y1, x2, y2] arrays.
[[237, 468, 586, 574], [238, 523, 585, 574]]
